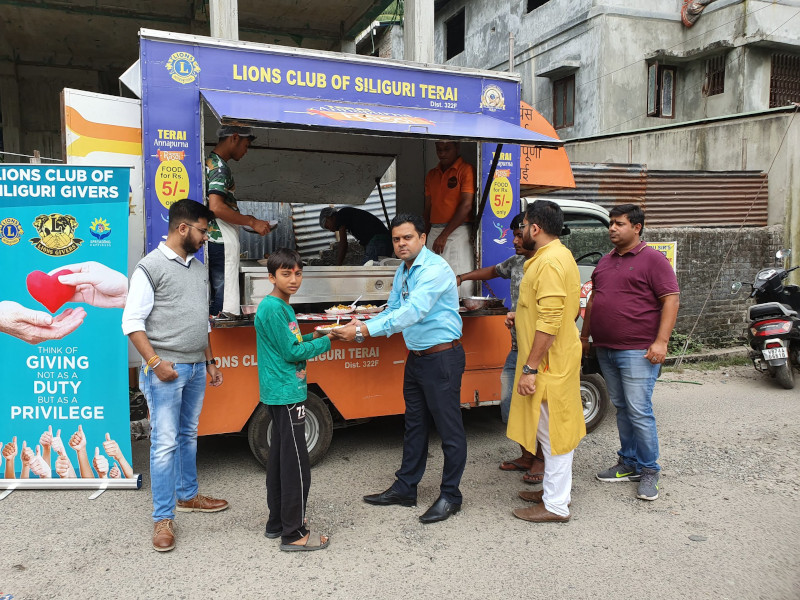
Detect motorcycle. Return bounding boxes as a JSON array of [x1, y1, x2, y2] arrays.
[[732, 249, 800, 389]]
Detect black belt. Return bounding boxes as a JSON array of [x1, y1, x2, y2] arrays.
[[410, 339, 462, 357]]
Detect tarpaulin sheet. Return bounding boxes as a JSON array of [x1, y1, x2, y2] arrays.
[[200, 89, 563, 148]]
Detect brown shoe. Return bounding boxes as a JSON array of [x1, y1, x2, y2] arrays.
[[176, 493, 229, 513], [518, 489, 571, 507], [512, 502, 570, 523], [152, 519, 175, 552]]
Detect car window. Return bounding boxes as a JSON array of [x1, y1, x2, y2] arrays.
[[559, 215, 611, 265]]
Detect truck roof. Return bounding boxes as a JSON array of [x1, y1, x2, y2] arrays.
[[526, 197, 610, 224]]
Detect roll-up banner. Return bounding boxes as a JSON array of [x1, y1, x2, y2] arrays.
[[0, 165, 133, 484]]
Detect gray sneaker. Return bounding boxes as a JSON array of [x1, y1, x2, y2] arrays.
[[636, 468, 660, 500], [596, 459, 641, 482]]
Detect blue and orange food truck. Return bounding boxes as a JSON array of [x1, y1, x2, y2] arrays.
[[69, 29, 610, 465]]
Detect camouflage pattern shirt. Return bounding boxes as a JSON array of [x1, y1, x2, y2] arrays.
[[205, 152, 239, 244], [494, 253, 526, 351]]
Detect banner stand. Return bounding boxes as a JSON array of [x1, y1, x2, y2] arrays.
[[0, 475, 142, 500]]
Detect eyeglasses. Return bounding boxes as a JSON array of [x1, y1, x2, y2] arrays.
[[185, 223, 209, 236], [401, 276, 410, 300]]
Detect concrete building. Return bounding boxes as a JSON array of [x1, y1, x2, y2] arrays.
[[433, 0, 799, 136], [428, 0, 800, 345], [430, 1, 799, 223]]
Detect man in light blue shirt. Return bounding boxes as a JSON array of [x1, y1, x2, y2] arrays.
[[334, 214, 466, 523]]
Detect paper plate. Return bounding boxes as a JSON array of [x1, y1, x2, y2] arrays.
[[315, 323, 346, 331], [324, 306, 354, 315], [354, 305, 384, 314]]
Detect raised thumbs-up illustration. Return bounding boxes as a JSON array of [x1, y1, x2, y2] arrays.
[[102, 432, 122, 460], [69, 424, 86, 451], [93, 446, 108, 478], [30, 444, 52, 478], [51, 428, 65, 456], [55, 446, 76, 478]]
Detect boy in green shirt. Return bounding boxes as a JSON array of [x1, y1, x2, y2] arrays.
[[255, 248, 333, 552]]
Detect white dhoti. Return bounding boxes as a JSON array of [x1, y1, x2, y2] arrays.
[[426, 224, 474, 298], [537, 400, 574, 517], [218, 219, 241, 315]]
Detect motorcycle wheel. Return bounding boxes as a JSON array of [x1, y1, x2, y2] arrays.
[[775, 362, 796, 390]]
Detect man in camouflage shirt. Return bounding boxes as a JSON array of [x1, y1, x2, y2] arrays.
[[206, 125, 273, 316], [456, 213, 544, 482]]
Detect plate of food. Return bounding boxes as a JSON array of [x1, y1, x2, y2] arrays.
[[354, 304, 384, 314], [314, 323, 346, 331], [324, 304, 354, 315]]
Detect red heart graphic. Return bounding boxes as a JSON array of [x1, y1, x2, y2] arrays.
[[26, 270, 76, 313]]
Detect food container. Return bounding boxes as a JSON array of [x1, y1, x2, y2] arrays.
[[240, 304, 257, 315], [462, 296, 504, 311]]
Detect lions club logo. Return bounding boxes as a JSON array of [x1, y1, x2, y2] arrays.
[[166, 51, 201, 85], [30, 213, 83, 256], [1, 217, 23, 246], [89, 218, 112, 240], [480, 84, 506, 111]]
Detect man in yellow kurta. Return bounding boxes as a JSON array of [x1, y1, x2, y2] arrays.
[[507, 200, 585, 522]]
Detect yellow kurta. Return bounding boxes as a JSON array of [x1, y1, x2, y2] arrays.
[[507, 238, 586, 455]]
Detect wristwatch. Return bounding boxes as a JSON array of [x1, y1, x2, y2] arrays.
[[205, 359, 216, 367], [522, 364, 538, 375], [354, 324, 364, 344]]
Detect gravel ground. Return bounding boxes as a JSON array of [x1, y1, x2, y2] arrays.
[[1, 364, 799, 600]]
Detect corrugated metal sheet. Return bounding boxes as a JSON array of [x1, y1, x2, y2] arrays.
[[236, 201, 294, 260], [540, 163, 768, 227], [291, 182, 397, 259]]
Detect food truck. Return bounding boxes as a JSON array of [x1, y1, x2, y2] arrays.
[[65, 29, 610, 466]]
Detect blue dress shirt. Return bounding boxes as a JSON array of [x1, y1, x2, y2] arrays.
[[365, 246, 462, 351]]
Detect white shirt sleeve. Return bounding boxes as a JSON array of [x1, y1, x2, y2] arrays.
[[121, 267, 154, 335]]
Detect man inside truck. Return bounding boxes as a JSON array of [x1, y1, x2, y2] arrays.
[[206, 125, 274, 317], [318, 206, 393, 265], [423, 141, 476, 297]]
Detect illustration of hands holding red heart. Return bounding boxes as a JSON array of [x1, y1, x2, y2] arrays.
[[47, 261, 128, 309], [1, 261, 127, 344], [0, 300, 85, 345]]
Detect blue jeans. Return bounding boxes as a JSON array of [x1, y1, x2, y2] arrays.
[[499, 349, 517, 424], [208, 242, 225, 316], [596, 348, 661, 472], [140, 362, 206, 522]]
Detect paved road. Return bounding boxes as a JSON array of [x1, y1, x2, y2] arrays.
[[1, 364, 799, 600]]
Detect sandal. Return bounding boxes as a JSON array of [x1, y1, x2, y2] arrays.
[[521, 457, 545, 484], [280, 531, 329, 552], [265, 517, 309, 539], [499, 457, 534, 472]]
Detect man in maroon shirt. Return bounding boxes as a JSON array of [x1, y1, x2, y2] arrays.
[[580, 204, 679, 501]]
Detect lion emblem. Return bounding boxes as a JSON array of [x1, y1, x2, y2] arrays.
[[30, 213, 82, 256]]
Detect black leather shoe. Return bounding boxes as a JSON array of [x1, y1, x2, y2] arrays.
[[363, 487, 416, 507], [419, 496, 461, 523]]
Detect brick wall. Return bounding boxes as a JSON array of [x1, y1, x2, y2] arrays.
[[645, 226, 784, 347]]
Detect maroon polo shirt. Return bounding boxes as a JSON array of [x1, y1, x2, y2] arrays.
[[590, 241, 679, 350]]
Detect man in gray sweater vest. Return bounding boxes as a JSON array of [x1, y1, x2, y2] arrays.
[[122, 199, 227, 553]]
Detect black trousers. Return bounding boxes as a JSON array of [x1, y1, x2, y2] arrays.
[[391, 344, 467, 504], [265, 402, 309, 544]]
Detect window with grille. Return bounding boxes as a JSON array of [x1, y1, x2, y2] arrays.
[[553, 74, 575, 129], [704, 55, 725, 96], [445, 9, 465, 60], [770, 53, 800, 108], [647, 63, 676, 118], [527, 0, 550, 11]]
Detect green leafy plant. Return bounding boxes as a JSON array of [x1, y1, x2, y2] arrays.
[[668, 332, 704, 356]]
